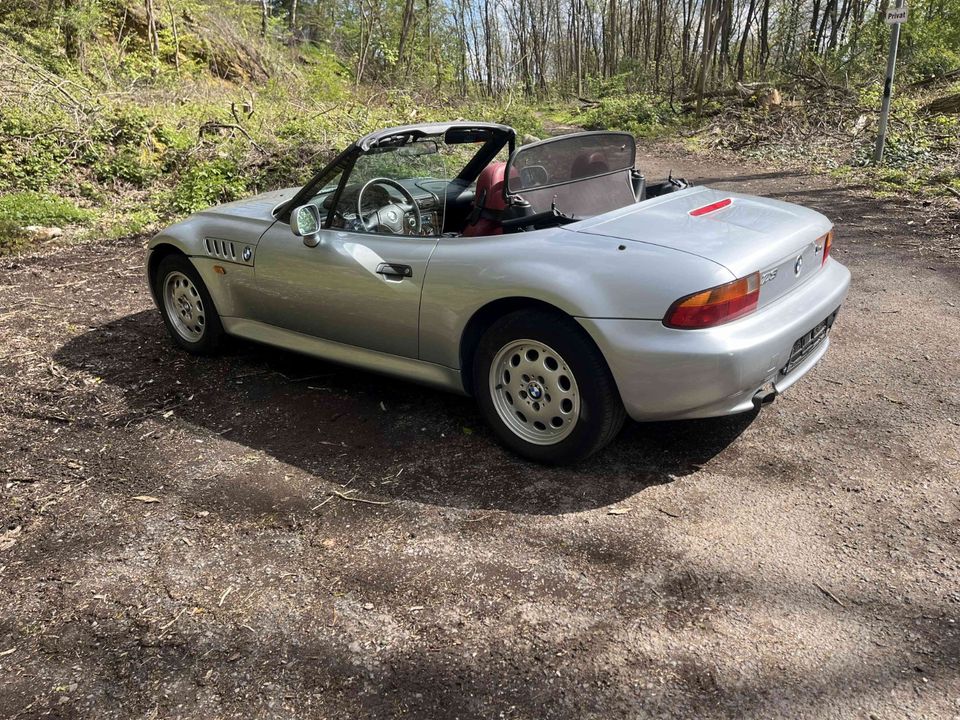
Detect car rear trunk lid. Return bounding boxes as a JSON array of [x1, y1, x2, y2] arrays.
[[573, 187, 833, 308]]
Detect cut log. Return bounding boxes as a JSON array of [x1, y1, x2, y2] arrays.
[[927, 93, 960, 115], [909, 68, 960, 89]]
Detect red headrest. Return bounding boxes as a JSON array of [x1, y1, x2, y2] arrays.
[[475, 161, 509, 211], [571, 151, 610, 179]]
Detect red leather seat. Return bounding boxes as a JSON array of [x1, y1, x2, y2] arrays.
[[462, 162, 509, 237]]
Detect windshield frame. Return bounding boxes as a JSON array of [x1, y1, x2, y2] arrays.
[[276, 122, 515, 224]]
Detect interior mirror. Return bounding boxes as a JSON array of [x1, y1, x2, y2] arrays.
[[291, 204, 321, 247], [397, 140, 439, 157]]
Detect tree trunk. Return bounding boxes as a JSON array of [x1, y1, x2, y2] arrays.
[[695, 0, 716, 113], [62, 0, 81, 61], [145, 0, 160, 56], [397, 0, 415, 66], [758, 0, 771, 72], [736, 0, 759, 81], [168, 0, 180, 70], [483, 0, 494, 94]]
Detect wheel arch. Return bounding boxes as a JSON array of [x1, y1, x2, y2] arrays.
[[459, 297, 580, 396], [146, 242, 189, 305]]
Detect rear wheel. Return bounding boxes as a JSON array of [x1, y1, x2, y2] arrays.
[[155, 254, 224, 354], [473, 310, 625, 464]]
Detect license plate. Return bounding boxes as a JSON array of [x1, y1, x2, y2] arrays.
[[780, 308, 839, 375]]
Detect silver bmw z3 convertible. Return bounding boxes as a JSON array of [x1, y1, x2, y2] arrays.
[[146, 121, 850, 463]]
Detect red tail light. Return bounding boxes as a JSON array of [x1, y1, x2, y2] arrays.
[[818, 229, 833, 266], [664, 272, 761, 329]]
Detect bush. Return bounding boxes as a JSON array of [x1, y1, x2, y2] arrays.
[[0, 191, 95, 226], [0, 219, 28, 255], [0, 108, 72, 191], [578, 94, 675, 136], [168, 157, 249, 214], [491, 103, 545, 139]]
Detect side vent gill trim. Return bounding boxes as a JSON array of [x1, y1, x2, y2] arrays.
[[203, 237, 246, 264]]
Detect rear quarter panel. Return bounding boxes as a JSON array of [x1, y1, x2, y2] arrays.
[[419, 226, 733, 369]]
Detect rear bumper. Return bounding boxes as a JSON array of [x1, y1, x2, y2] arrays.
[[578, 259, 851, 421]]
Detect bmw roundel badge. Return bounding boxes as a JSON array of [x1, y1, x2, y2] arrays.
[[242, 246, 253, 262], [794, 255, 803, 276]]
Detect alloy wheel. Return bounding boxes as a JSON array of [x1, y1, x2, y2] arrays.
[[162, 271, 206, 342], [488, 339, 581, 445]]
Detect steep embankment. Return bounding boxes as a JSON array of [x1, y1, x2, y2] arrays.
[[0, 0, 543, 255]]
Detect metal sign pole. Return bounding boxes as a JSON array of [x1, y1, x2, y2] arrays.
[[874, 0, 906, 163]]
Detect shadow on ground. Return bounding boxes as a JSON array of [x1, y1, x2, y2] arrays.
[[53, 310, 756, 515]]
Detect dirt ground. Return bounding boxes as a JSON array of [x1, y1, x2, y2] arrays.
[[1, 148, 958, 720]]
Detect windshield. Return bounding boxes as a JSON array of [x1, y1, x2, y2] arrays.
[[324, 134, 498, 236], [350, 139, 450, 185]]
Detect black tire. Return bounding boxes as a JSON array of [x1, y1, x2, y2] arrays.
[[473, 309, 626, 464], [154, 253, 225, 355]]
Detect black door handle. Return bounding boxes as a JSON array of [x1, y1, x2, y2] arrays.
[[376, 263, 412, 278]]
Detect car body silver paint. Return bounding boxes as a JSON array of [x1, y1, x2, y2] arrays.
[[221, 316, 464, 392], [251, 223, 440, 359], [574, 186, 834, 307], [577, 259, 850, 420], [416, 224, 733, 369], [147, 182, 851, 421]]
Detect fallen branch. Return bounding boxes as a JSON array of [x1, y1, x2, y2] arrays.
[[218, 585, 234, 607], [813, 581, 846, 609], [332, 490, 391, 506], [908, 67, 960, 90], [158, 607, 187, 634], [198, 121, 266, 153]]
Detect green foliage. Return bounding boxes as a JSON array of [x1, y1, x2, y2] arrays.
[[168, 156, 248, 214], [898, 0, 960, 80], [0, 108, 72, 191], [577, 94, 676, 136], [0, 220, 29, 255], [101, 207, 160, 240], [301, 44, 351, 102], [0, 191, 94, 227], [489, 103, 545, 139], [0, 190, 94, 253]]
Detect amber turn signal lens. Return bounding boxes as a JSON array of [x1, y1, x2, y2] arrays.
[[664, 272, 761, 329], [820, 230, 833, 266]]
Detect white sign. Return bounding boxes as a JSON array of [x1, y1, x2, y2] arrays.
[[885, 5, 908, 23]]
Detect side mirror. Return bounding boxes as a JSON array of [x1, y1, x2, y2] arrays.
[[290, 204, 322, 248]]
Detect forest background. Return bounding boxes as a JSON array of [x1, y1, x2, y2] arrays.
[[1, 0, 958, 252]]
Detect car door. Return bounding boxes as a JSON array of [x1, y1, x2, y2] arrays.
[[252, 220, 439, 359]]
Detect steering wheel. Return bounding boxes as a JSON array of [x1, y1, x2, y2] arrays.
[[356, 177, 422, 235]]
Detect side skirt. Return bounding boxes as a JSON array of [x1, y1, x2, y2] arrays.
[[221, 317, 466, 394]]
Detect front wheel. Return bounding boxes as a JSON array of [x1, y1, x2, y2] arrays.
[[473, 310, 626, 464], [154, 253, 224, 354]]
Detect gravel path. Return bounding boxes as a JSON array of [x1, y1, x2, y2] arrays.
[[1, 148, 958, 719]]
